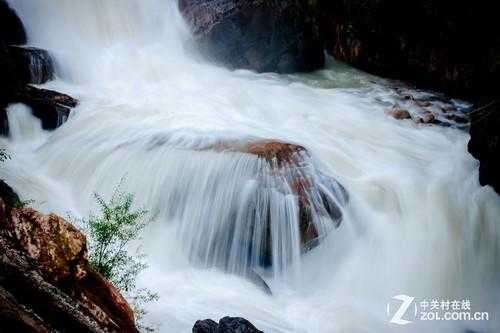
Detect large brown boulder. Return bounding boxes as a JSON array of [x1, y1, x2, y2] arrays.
[[0, 191, 139, 333], [210, 139, 348, 268], [179, 0, 324, 73], [243, 140, 346, 251]]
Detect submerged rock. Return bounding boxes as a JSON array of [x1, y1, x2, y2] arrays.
[[417, 112, 436, 124], [210, 139, 348, 268], [193, 317, 263, 333], [179, 0, 324, 73], [385, 107, 411, 120], [0, 195, 139, 332], [243, 140, 347, 252]]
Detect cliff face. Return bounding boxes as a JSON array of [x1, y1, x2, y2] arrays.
[[319, 0, 499, 98], [0, 180, 139, 333]]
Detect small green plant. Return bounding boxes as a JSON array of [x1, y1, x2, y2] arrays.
[[13, 199, 35, 209], [0, 149, 10, 162], [80, 185, 158, 331]]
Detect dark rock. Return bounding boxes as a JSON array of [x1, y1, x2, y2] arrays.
[[179, 0, 324, 73], [0, 180, 20, 208], [0, 285, 52, 333], [8, 46, 54, 84], [319, 0, 498, 98], [0, 198, 139, 333], [418, 112, 436, 124], [218, 317, 263, 333], [385, 107, 411, 120], [0, 4, 75, 135], [12, 85, 78, 130], [243, 140, 347, 250], [193, 317, 263, 333], [0, 0, 26, 45], [193, 319, 218, 333], [217, 139, 347, 267], [468, 98, 500, 193]]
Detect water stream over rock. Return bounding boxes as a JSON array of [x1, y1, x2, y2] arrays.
[[1, 1, 500, 332]]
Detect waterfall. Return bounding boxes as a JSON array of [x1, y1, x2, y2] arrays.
[[2, 1, 500, 332]]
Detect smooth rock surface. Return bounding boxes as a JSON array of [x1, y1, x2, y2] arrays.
[[179, 0, 324, 73]]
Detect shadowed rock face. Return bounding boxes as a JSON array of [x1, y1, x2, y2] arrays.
[[468, 99, 500, 193], [0, 1, 77, 135], [0, 0, 26, 45], [0, 183, 139, 333], [319, 0, 499, 99], [179, 0, 324, 73], [8, 46, 54, 85]]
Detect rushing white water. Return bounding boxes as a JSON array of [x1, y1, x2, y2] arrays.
[[2, 1, 500, 332]]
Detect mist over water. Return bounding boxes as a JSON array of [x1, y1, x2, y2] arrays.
[[2, 1, 500, 332]]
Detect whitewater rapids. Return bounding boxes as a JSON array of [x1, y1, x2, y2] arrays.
[[1, 1, 500, 332]]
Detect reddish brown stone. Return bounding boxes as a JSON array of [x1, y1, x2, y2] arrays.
[[0, 196, 139, 333]]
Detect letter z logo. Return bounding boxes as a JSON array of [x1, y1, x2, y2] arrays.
[[388, 295, 415, 325]]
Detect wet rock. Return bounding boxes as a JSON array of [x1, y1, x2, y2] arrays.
[[243, 140, 347, 253], [193, 317, 263, 333], [468, 98, 500, 194], [219, 317, 263, 333], [416, 100, 432, 108], [319, 0, 498, 98], [4, 207, 87, 283], [0, 180, 20, 209], [8, 46, 54, 84], [385, 107, 411, 120], [13, 85, 78, 130], [0, 196, 139, 333], [418, 112, 436, 124], [179, 0, 324, 73], [193, 319, 218, 333], [0, 3, 76, 135], [0, 285, 52, 333], [0, 0, 26, 45]]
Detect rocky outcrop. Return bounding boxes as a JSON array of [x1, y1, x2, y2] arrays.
[[0, 184, 139, 333], [468, 99, 500, 193], [0, 0, 26, 45], [0, 180, 20, 208], [193, 317, 263, 333], [179, 0, 324, 73], [0, 0, 77, 135], [7, 46, 54, 84], [319, 0, 498, 98]]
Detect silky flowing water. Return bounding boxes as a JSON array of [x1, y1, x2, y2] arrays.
[[2, 1, 500, 332]]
